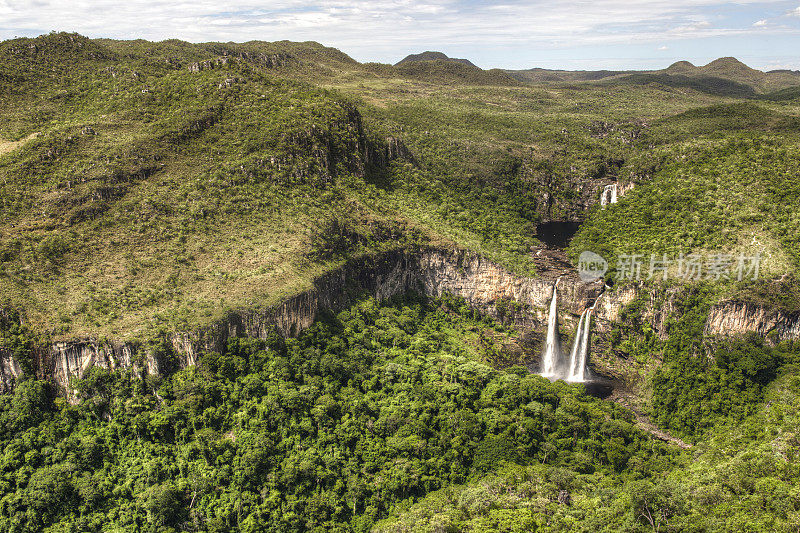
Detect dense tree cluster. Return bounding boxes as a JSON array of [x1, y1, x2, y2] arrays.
[[0, 296, 672, 532], [379, 361, 800, 532]]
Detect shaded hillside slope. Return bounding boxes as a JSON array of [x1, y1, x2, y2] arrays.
[[3, 33, 800, 344], [508, 57, 800, 95]]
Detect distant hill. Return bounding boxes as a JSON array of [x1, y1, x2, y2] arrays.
[[395, 51, 477, 68], [387, 51, 518, 85], [664, 60, 696, 74], [507, 57, 800, 95], [654, 57, 800, 94], [393, 59, 519, 86], [506, 68, 630, 83], [696, 57, 765, 86]]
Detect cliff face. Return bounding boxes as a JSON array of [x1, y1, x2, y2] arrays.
[[594, 287, 800, 344], [525, 154, 635, 223], [4, 247, 797, 394], [166, 249, 603, 367], [593, 285, 685, 341], [0, 353, 21, 394], [2, 248, 602, 393], [43, 341, 161, 392], [167, 250, 421, 365], [416, 249, 601, 322], [705, 302, 800, 341]]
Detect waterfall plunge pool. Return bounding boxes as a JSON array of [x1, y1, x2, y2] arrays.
[[535, 221, 581, 249]]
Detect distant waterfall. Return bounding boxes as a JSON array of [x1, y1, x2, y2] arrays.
[[540, 278, 562, 378], [601, 184, 618, 207], [566, 309, 591, 382]]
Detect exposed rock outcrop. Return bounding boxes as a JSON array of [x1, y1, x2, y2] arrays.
[[187, 53, 293, 73], [2, 247, 601, 393], [239, 108, 414, 186], [705, 301, 800, 341], [4, 246, 796, 394], [528, 170, 621, 222], [592, 285, 686, 341], [44, 341, 157, 390], [595, 287, 800, 344], [0, 352, 21, 394]]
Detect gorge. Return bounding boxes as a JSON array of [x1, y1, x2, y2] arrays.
[[2, 244, 796, 397], [4, 32, 800, 531]]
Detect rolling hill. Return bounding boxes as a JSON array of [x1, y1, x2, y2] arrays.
[[4, 32, 800, 533], [507, 56, 800, 95]]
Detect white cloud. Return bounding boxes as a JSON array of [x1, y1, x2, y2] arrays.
[[658, 45, 669, 50], [671, 20, 711, 33], [790, 6, 800, 16], [753, 19, 767, 26], [761, 57, 800, 69], [0, 0, 789, 65]]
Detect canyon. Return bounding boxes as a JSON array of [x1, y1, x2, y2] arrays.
[[2, 246, 796, 395]]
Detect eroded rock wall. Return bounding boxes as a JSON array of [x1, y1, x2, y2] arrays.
[[705, 302, 800, 341], [5, 246, 795, 394], [3, 248, 599, 392]]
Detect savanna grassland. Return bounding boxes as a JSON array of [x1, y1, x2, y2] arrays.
[[5, 33, 800, 340], [3, 32, 800, 532]]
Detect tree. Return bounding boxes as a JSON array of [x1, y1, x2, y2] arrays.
[[629, 479, 687, 532]]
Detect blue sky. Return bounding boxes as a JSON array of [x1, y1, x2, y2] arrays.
[[1, 0, 799, 70]]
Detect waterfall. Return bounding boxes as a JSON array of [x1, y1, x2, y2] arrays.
[[541, 281, 605, 382], [601, 184, 618, 207], [540, 278, 562, 378], [566, 309, 591, 382], [566, 289, 606, 382]]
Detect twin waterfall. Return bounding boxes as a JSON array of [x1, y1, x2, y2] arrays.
[[540, 279, 593, 382]]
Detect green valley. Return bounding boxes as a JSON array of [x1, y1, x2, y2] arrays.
[[2, 30, 800, 532]]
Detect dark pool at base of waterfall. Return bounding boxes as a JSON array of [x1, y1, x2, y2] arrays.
[[582, 379, 614, 399], [535, 220, 581, 248]]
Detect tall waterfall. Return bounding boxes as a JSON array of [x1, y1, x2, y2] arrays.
[[566, 308, 591, 382], [566, 290, 606, 382], [540, 278, 562, 378]]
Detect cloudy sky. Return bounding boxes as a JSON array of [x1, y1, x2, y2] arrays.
[[1, 0, 799, 70]]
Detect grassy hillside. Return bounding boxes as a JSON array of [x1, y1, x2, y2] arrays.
[[568, 134, 800, 268], [3, 32, 800, 342], [0, 34, 422, 340], [5, 31, 800, 533], [0, 33, 538, 340]]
